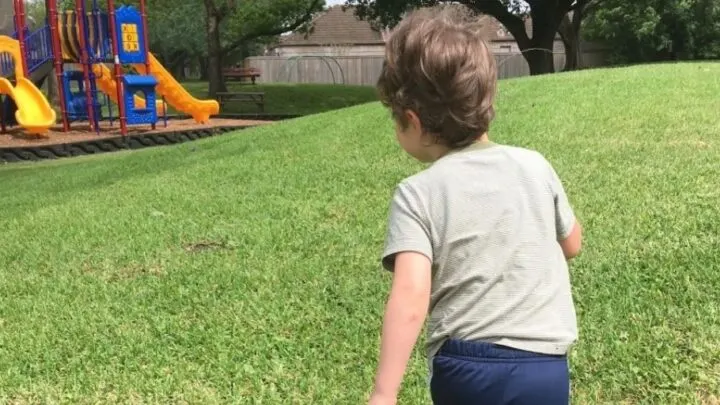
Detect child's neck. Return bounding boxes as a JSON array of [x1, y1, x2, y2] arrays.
[[429, 133, 491, 162], [475, 132, 491, 144]]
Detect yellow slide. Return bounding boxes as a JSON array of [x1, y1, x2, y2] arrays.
[[134, 54, 219, 124], [91, 63, 166, 113], [0, 36, 56, 135], [92, 54, 219, 124]]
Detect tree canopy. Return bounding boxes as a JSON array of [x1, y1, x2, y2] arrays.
[[203, 0, 324, 95], [346, 0, 597, 75], [22, 0, 720, 89], [44, 0, 325, 92], [585, 0, 720, 63]]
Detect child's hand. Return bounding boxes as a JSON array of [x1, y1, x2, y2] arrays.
[[368, 391, 397, 405]]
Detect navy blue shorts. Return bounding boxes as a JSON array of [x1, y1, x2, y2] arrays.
[[430, 339, 570, 405]]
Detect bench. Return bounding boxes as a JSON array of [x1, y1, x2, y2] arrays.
[[222, 67, 261, 85], [216, 92, 265, 112]]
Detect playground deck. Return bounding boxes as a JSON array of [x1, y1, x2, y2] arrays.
[[0, 118, 271, 147]]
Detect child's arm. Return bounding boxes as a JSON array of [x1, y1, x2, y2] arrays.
[[371, 183, 433, 404], [559, 220, 582, 259], [370, 251, 431, 404], [547, 160, 583, 259]]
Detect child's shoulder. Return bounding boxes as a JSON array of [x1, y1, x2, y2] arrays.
[[432, 143, 553, 174], [491, 143, 551, 166], [395, 145, 556, 195], [483, 144, 559, 177]]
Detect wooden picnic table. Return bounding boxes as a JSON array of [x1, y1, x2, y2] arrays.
[[222, 67, 261, 85], [216, 91, 265, 112]]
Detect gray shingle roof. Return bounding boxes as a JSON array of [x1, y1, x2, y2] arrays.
[[278, 6, 384, 46]]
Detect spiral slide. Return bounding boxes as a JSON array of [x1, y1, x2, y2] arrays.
[[0, 36, 56, 134]]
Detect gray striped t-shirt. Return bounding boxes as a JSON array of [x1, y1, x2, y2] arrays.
[[381, 141, 578, 372]]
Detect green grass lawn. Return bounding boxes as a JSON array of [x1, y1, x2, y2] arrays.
[[1, 63, 720, 404], [181, 82, 379, 115]]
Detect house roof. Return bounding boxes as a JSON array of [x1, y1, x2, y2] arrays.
[[278, 5, 385, 47], [476, 15, 515, 42], [477, 15, 561, 42]]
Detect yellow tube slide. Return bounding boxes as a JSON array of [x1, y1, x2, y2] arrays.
[[0, 36, 56, 135], [133, 54, 219, 124], [92, 54, 219, 124], [91, 63, 166, 113]]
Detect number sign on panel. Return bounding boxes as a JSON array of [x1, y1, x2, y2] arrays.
[[122, 24, 140, 53]]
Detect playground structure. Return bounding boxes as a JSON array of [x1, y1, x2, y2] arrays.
[[0, 0, 220, 137]]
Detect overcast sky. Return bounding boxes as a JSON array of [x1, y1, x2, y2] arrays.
[[326, 0, 345, 5]]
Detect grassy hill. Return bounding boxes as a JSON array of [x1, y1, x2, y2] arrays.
[[1, 63, 719, 404], [181, 82, 379, 115]]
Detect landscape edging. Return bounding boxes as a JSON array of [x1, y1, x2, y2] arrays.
[[0, 114, 298, 164], [0, 125, 250, 164]]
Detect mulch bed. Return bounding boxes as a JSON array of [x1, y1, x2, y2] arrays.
[[0, 118, 272, 148], [0, 118, 275, 164]]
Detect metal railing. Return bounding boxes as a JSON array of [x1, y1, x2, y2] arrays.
[[24, 25, 53, 73], [0, 25, 53, 78], [0, 51, 13, 77]]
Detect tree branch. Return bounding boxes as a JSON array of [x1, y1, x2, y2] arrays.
[[203, 0, 218, 16], [212, 0, 240, 19], [570, 0, 605, 12], [469, 0, 529, 46], [568, 0, 587, 11], [558, 13, 573, 43], [583, 0, 607, 14], [221, 0, 322, 55], [217, 4, 230, 18]]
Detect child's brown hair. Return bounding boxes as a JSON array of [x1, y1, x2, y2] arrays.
[[377, 5, 497, 149]]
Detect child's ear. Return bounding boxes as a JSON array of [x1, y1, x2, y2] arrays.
[[405, 109, 422, 134]]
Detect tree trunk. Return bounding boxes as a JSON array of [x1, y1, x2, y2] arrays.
[[198, 55, 209, 80], [522, 38, 556, 75], [205, 11, 226, 97], [522, 8, 562, 75], [168, 52, 187, 80], [559, 9, 584, 71], [517, 29, 557, 76], [176, 64, 187, 80], [481, 4, 559, 76]]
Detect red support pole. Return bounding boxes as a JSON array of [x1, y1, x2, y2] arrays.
[[47, 0, 70, 132], [75, 0, 97, 133], [107, 0, 127, 136], [13, 0, 29, 78], [0, 98, 6, 133], [139, 0, 154, 129]]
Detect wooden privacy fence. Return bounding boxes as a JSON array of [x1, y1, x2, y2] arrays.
[[245, 51, 607, 86]]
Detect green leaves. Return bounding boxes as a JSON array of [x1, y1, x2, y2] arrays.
[[222, 0, 325, 52], [585, 0, 720, 63], [146, 0, 205, 59]]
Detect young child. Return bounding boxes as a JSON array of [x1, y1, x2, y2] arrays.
[[368, 5, 583, 405]]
